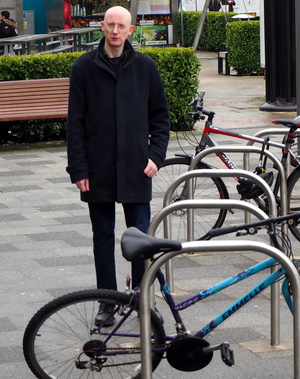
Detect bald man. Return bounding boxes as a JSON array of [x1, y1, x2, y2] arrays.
[[67, 6, 170, 326]]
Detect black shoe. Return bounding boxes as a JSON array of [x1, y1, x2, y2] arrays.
[[95, 303, 116, 327]]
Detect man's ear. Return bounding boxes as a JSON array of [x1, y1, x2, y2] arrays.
[[128, 25, 135, 36]]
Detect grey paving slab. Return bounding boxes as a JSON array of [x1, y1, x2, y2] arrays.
[[0, 52, 298, 379]]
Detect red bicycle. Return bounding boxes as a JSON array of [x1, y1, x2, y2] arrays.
[[152, 92, 300, 241]]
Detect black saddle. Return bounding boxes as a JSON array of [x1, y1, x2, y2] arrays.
[[121, 227, 182, 261], [272, 119, 300, 128]]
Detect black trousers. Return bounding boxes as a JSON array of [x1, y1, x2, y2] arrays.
[[88, 202, 150, 290]]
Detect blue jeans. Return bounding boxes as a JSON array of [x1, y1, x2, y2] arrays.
[[88, 202, 150, 290]]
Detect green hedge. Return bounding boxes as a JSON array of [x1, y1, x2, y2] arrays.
[[0, 53, 81, 80], [176, 11, 237, 51], [176, 12, 263, 77], [137, 47, 200, 130], [226, 21, 263, 76], [0, 47, 200, 142]]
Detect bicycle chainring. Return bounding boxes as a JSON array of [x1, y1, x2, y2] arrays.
[[166, 336, 213, 371]]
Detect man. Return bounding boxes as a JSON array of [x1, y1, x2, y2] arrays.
[[0, 11, 17, 38], [66, 6, 170, 326]]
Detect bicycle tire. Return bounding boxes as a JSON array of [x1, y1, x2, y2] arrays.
[[287, 165, 300, 241], [23, 289, 166, 379], [152, 157, 229, 241]]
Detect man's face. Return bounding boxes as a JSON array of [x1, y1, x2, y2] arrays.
[[101, 9, 134, 50]]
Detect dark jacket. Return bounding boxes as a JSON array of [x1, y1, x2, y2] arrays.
[[0, 19, 17, 38], [66, 38, 170, 204], [209, 0, 221, 11]]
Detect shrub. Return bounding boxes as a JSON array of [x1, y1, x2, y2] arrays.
[[137, 47, 201, 129], [226, 21, 263, 76], [176, 11, 237, 51]]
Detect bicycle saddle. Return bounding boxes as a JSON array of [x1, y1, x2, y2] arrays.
[[121, 227, 182, 261], [272, 119, 300, 128]]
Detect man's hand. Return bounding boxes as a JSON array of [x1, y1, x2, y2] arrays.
[[144, 159, 158, 178], [76, 179, 90, 192]]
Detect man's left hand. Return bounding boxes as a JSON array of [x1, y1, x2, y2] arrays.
[[144, 159, 158, 178]]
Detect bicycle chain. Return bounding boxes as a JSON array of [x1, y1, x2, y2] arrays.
[[98, 343, 168, 368]]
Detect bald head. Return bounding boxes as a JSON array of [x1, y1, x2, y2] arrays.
[[104, 6, 132, 25]]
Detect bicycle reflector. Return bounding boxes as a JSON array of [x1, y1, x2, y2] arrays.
[[237, 172, 274, 200]]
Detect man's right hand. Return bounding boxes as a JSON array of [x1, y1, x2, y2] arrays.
[[76, 179, 90, 192]]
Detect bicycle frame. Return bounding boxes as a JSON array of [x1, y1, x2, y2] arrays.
[[186, 117, 300, 210], [96, 256, 291, 355], [197, 119, 299, 170], [155, 256, 291, 341]]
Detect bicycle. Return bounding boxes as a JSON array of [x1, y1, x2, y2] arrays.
[[152, 91, 300, 242], [23, 212, 300, 379]]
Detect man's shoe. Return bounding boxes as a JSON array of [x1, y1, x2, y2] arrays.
[[95, 303, 116, 327]]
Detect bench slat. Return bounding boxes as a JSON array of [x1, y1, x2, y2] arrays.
[[1, 93, 69, 102], [1, 113, 68, 122], [0, 78, 70, 122]]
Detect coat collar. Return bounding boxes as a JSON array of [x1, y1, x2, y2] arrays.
[[94, 38, 138, 69]]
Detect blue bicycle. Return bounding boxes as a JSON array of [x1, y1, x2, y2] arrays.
[[23, 213, 300, 379]]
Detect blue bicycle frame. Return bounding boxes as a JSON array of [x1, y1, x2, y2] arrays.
[[156, 257, 292, 341], [97, 256, 292, 356]]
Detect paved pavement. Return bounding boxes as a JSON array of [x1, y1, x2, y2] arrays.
[[0, 52, 298, 378]]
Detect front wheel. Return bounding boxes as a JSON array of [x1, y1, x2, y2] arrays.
[[23, 289, 166, 379], [151, 157, 229, 241], [287, 166, 300, 241]]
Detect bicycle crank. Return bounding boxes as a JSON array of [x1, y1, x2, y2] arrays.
[[166, 336, 234, 371]]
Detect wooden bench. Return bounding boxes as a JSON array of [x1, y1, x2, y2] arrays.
[[0, 77, 70, 122]]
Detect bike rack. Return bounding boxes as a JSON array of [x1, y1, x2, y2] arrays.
[[150, 153, 285, 347], [139, 235, 300, 379], [187, 146, 288, 347], [189, 145, 287, 226]]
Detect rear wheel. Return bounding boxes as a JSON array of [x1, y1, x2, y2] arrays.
[[23, 289, 166, 379], [151, 157, 229, 241]]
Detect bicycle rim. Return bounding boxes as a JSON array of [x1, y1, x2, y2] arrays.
[[23, 289, 166, 379], [287, 166, 300, 241], [152, 157, 228, 241]]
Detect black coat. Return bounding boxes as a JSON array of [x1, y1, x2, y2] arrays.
[[0, 19, 17, 38], [66, 38, 170, 204]]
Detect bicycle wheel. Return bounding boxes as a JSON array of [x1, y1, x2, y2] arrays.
[[152, 157, 229, 241], [287, 165, 300, 241], [23, 289, 166, 379]]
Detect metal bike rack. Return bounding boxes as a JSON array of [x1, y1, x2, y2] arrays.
[[186, 146, 287, 347], [148, 191, 280, 348], [150, 157, 285, 346], [139, 237, 300, 379], [189, 145, 287, 225], [246, 127, 300, 177]]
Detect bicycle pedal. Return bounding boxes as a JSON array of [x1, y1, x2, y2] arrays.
[[220, 343, 235, 366]]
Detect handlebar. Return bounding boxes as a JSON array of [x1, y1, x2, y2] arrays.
[[187, 92, 215, 122], [208, 213, 300, 249]]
